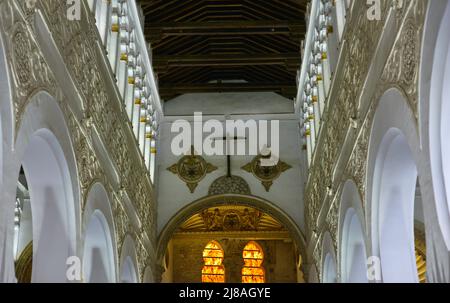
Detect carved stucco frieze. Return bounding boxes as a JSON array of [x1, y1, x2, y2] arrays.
[[325, 200, 339, 250], [1, 0, 157, 272], [62, 102, 105, 205], [305, 0, 390, 235], [380, 0, 426, 120], [36, 0, 157, 251], [344, 0, 426, 208], [0, 0, 56, 132], [344, 104, 374, 204], [136, 240, 150, 282], [312, 232, 323, 281], [112, 194, 131, 253], [307, 0, 428, 277], [113, 192, 155, 282]]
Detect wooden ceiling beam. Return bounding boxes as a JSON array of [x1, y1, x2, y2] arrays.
[[153, 53, 300, 70], [145, 21, 305, 40], [159, 83, 297, 96]]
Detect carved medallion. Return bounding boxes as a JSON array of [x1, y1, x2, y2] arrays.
[[241, 156, 291, 191], [168, 146, 217, 193]]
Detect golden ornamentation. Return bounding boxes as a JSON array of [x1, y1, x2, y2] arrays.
[[241, 156, 291, 192], [156, 194, 307, 279], [415, 228, 427, 283], [15, 242, 33, 283], [199, 207, 264, 232], [178, 206, 285, 234], [168, 146, 217, 193]]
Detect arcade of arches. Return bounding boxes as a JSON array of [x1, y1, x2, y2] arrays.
[[1, 0, 450, 283]]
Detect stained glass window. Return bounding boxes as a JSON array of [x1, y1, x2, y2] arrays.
[[202, 241, 225, 283], [242, 241, 265, 283]]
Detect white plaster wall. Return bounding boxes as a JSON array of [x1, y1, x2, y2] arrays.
[[0, 27, 13, 282], [83, 210, 116, 283], [321, 232, 337, 283], [164, 92, 294, 116], [323, 254, 337, 283], [0, 92, 81, 282], [156, 114, 306, 235], [119, 236, 139, 283], [82, 183, 118, 283], [365, 88, 450, 282], [341, 209, 368, 283], [418, 0, 450, 282]]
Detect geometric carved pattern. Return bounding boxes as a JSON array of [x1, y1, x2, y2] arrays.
[[305, 0, 427, 278], [0, 0, 157, 277], [208, 175, 251, 196], [305, 0, 391, 237]]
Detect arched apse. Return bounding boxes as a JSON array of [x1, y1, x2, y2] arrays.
[[366, 88, 422, 283], [321, 232, 337, 283], [82, 183, 117, 283], [156, 194, 308, 270], [119, 236, 139, 283], [338, 180, 368, 283], [1, 91, 79, 282], [420, 0, 450, 248]]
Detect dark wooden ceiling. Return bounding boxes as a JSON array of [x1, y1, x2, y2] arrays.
[[139, 0, 307, 101]]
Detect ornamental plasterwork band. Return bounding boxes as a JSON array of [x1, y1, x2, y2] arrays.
[[167, 146, 218, 193], [39, 0, 157, 242], [200, 208, 263, 232], [305, 0, 391, 237], [0, 0, 157, 277], [305, 0, 426, 275], [241, 155, 291, 192]]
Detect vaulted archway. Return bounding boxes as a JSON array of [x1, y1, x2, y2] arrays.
[[157, 194, 307, 283], [4, 92, 80, 283], [338, 180, 368, 283], [366, 88, 426, 283], [82, 183, 117, 283], [119, 236, 139, 283]]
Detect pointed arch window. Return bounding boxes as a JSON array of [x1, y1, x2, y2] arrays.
[[202, 241, 225, 283], [242, 241, 265, 283]]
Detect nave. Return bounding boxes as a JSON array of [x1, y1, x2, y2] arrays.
[[0, 0, 449, 284]]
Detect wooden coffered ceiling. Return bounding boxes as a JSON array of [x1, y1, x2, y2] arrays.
[[139, 0, 307, 101]]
